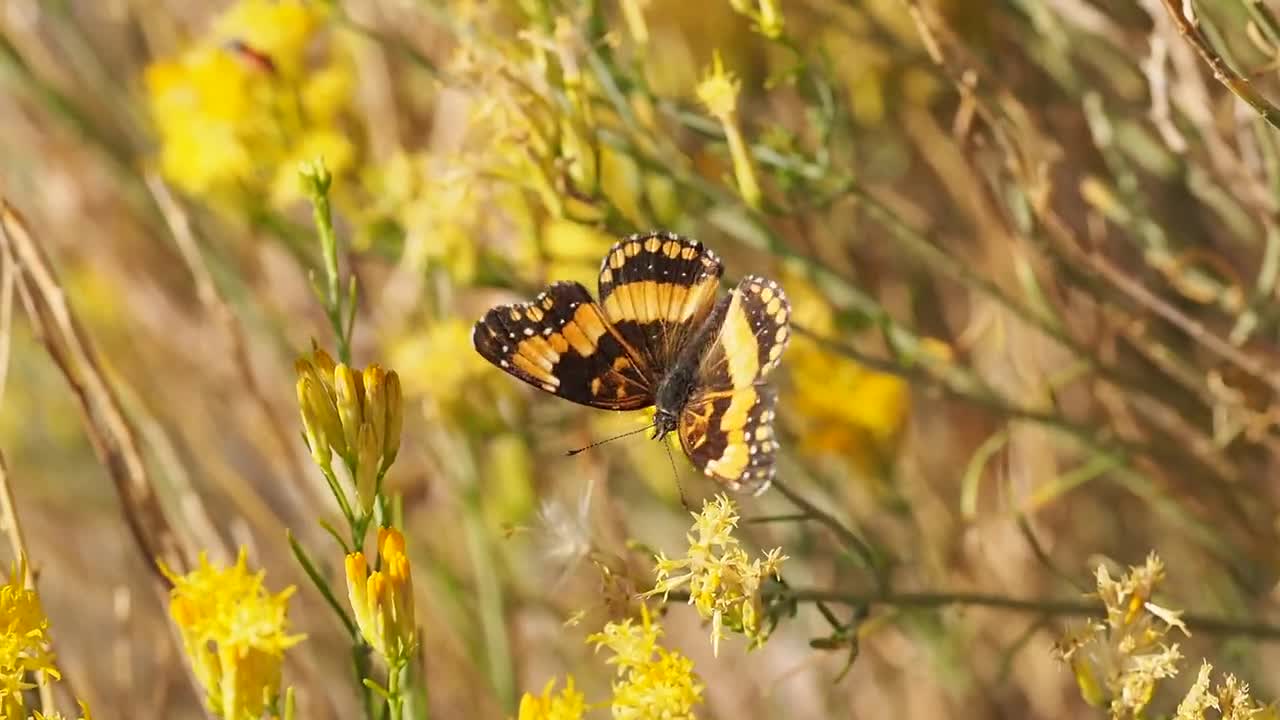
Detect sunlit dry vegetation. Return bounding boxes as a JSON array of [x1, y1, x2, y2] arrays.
[[4, 0, 1280, 718]]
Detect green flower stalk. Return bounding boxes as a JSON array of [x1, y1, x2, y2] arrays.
[[697, 52, 763, 211]]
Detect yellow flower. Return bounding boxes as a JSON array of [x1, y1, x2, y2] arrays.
[[1053, 553, 1189, 717], [729, 0, 785, 39], [143, 0, 355, 211], [346, 528, 418, 664], [782, 277, 911, 481], [696, 52, 762, 210], [160, 549, 303, 720], [295, 347, 403, 510], [517, 677, 586, 720], [145, 47, 256, 197], [213, 0, 323, 80], [0, 560, 60, 719], [588, 605, 703, 718], [646, 494, 787, 656], [388, 319, 491, 410], [696, 51, 740, 120]]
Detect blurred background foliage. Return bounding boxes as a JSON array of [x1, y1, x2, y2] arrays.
[[5, 0, 1280, 717]]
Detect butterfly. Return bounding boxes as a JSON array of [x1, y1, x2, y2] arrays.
[[472, 231, 790, 494]]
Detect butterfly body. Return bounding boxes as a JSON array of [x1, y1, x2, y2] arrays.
[[473, 231, 790, 494], [651, 293, 731, 441]]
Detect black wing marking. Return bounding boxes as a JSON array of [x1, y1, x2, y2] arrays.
[[597, 231, 724, 375], [472, 281, 655, 410]]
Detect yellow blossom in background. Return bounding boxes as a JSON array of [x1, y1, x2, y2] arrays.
[[212, 0, 318, 79], [1054, 553, 1188, 717], [0, 561, 59, 719], [541, 218, 617, 291], [144, 0, 356, 210], [361, 152, 486, 281], [160, 549, 304, 720], [588, 605, 703, 718], [345, 527, 418, 664], [516, 677, 586, 720], [782, 277, 911, 481], [729, 0, 785, 39], [646, 494, 786, 656], [388, 319, 492, 411]]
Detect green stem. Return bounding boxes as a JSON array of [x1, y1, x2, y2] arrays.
[[670, 586, 1280, 640], [387, 660, 406, 720]]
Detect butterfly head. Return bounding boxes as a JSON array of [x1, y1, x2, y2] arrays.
[[652, 408, 680, 442]]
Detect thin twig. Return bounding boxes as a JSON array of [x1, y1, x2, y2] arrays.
[[666, 585, 1280, 640], [0, 199, 190, 576], [1159, 0, 1280, 130], [768, 478, 883, 590]]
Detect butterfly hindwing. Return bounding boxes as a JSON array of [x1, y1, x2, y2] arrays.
[[598, 231, 724, 374], [679, 386, 778, 494], [472, 281, 655, 410], [678, 275, 791, 493], [695, 274, 791, 390]]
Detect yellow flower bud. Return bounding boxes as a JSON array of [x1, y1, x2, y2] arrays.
[[297, 375, 344, 472], [362, 364, 388, 454], [333, 363, 363, 459], [345, 551, 373, 642], [310, 345, 337, 379], [296, 377, 332, 471], [380, 529, 416, 648], [383, 370, 403, 467], [756, 0, 784, 38], [346, 529, 417, 663], [355, 422, 380, 515]]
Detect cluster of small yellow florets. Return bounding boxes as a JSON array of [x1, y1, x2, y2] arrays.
[[647, 494, 787, 656]]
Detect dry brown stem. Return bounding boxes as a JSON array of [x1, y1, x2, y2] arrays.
[[0, 198, 191, 578]]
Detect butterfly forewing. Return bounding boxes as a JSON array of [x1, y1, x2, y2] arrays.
[[472, 281, 655, 410], [597, 232, 724, 375], [678, 275, 791, 493]]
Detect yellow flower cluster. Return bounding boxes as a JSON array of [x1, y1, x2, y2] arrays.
[[144, 0, 355, 210], [345, 527, 418, 665], [161, 549, 304, 720], [387, 317, 493, 411], [517, 677, 586, 720], [1054, 553, 1190, 717], [0, 562, 59, 719], [518, 606, 703, 720], [588, 604, 703, 719], [646, 494, 786, 656], [296, 346, 403, 514], [1175, 661, 1275, 720]]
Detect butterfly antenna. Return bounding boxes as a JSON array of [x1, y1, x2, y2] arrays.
[[663, 440, 690, 510], [566, 424, 655, 456]]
